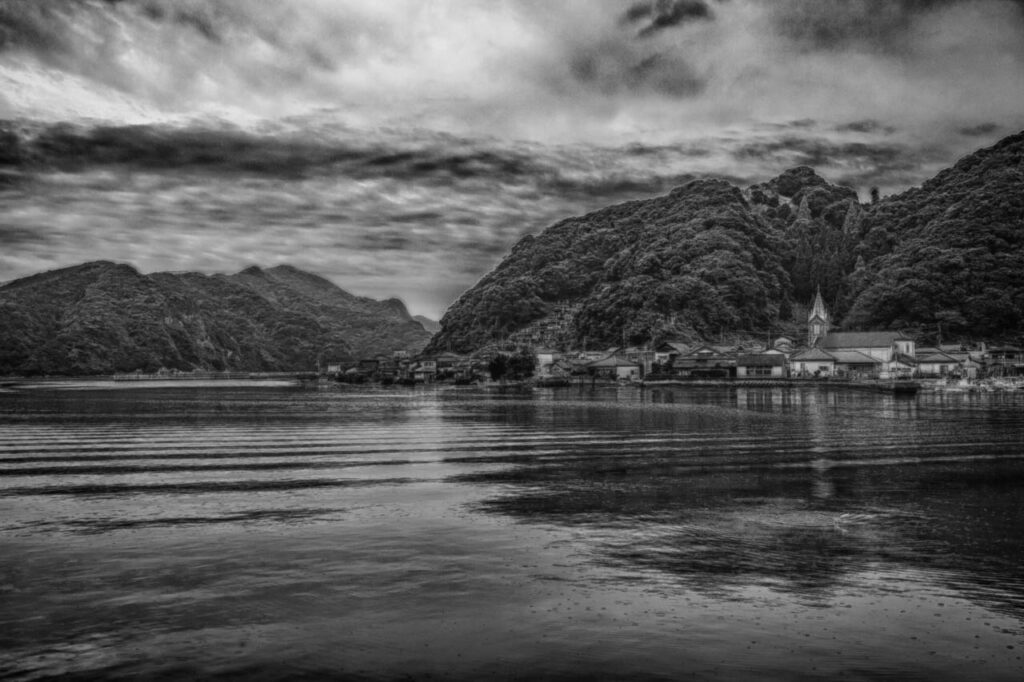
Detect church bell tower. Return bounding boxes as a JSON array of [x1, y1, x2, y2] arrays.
[[807, 286, 830, 347]]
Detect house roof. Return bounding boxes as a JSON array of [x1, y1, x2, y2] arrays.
[[656, 341, 691, 354], [736, 353, 787, 367], [791, 347, 836, 362], [917, 350, 961, 363], [820, 331, 912, 349], [587, 354, 640, 368], [827, 350, 883, 365], [680, 344, 733, 358]]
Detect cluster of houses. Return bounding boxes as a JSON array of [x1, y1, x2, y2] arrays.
[[325, 349, 484, 384], [326, 291, 1024, 384], [572, 291, 1021, 382]]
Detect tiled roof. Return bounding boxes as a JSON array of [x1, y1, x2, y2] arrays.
[[657, 341, 691, 354], [681, 345, 733, 358], [821, 331, 911, 349], [736, 353, 787, 366], [586, 354, 639, 368], [827, 350, 882, 365], [917, 350, 961, 363], [791, 347, 836, 362]]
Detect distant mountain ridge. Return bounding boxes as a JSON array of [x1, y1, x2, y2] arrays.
[[413, 315, 441, 333], [427, 130, 1024, 353], [0, 262, 430, 375]]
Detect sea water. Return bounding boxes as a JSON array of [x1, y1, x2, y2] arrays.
[[1, 383, 1022, 680]]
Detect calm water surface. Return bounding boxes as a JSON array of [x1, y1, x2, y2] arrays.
[[1, 383, 1023, 680]]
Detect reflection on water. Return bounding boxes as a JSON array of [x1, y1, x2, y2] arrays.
[[1, 383, 1023, 680]]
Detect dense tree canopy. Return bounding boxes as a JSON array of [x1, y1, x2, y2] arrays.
[[0, 262, 430, 375], [428, 131, 1024, 352]]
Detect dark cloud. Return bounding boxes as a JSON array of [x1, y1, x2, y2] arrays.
[[0, 225, 51, 246], [353, 232, 417, 252], [567, 43, 707, 97], [622, 0, 716, 38], [0, 1, 73, 54], [388, 211, 443, 225], [836, 120, 890, 134], [2, 121, 554, 184], [629, 53, 706, 96], [764, 0, 1024, 53], [958, 123, 1001, 137], [736, 136, 912, 169]]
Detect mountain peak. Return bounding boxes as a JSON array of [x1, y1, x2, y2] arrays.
[[0, 262, 432, 374], [768, 166, 831, 197]]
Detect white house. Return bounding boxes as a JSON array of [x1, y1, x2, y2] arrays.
[[916, 348, 963, 377], [736, 352, 788, 378], [790, 347, 836, 376], [586, 354, 641, 380]]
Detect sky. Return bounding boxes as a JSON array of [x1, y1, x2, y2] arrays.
[[1, 0, 1023, 319]]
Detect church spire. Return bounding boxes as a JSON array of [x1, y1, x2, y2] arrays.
[[810, 286, 828, 321], [807, 286, 830, 347]]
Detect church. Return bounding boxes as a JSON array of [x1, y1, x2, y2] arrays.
[[792, 289, 917, 378]]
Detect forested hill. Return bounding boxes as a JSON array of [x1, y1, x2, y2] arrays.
[[427, 130, 1024, 353], [842, 130, 1024, 338], [0, 262, 430, 375]]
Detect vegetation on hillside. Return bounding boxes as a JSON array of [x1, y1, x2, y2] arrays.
[[0, 262, 430, 375], [843, 131, 1024, 340], [428, 131, 1024, 352]]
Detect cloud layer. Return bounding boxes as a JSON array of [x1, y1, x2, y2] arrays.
[[1, 0, 1023, 316]]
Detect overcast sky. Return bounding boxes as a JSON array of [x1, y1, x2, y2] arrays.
[[2, 0, 1023, 318]]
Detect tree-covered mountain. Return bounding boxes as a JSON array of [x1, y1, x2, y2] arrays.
[[0, 262, 430, 375], [842, 131, 1024, 339], [427, 131, 1024, 353]]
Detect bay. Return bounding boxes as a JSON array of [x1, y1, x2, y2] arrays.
[[1, 383, 1023, 680]]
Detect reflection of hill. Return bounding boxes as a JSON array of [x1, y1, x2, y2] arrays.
[[452, 392, 1024, 608]]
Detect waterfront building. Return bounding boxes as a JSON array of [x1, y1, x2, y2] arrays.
[[789, 347, 836, 376], [735, 352, 788, 378], [586, 354, 641, 381]]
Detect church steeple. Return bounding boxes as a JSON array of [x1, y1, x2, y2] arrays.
[[807, 286, 830, 347]]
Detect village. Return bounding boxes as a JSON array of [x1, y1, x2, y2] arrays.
[[325, 291, 1024, 391]]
